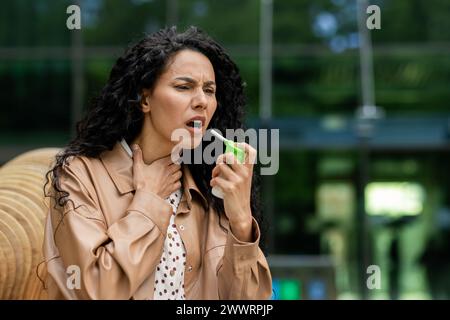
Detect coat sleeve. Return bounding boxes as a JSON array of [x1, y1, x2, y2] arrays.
[[217, 217, 273, 299], [47, 161, 173, 300]]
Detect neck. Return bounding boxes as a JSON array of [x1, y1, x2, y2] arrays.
[[131, 117, 174, 165]]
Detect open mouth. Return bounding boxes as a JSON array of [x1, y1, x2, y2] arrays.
[[186, 120, 203, 129]]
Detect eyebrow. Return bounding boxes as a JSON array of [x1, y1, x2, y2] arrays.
[[174, 77, 216, 86]]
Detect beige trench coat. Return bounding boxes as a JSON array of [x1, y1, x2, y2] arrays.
[[41, 141, 272, 300]]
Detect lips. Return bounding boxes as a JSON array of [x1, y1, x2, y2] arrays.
[[185, 116, 206, 128]]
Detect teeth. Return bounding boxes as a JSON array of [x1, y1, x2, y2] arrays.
[[193, 120, 202, 128]]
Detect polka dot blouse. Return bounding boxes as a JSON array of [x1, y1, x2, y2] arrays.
[[153, 187, 186, 300], [119, 139, 187, 300]]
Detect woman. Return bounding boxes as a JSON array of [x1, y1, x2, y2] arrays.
[[41, 26, 272, 300]]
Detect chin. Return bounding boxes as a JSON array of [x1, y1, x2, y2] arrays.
[[170, 127, 204, 153], [186, 135, 203, 149], [170, 135, 202, 165], [171, 134, 202, 149]]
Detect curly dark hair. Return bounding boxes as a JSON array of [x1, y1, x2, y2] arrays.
[[44, 26, 266, 252]]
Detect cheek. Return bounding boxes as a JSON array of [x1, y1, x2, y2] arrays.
[[155, 93, 187, 129], [208, 100, 218, 124]]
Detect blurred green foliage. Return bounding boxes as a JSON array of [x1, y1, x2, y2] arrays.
[[1, 0, 449, 133]]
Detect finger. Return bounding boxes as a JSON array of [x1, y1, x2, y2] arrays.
[[168, 163, 181, 174], [154, 154, 176, 166], [162, 179, 182, 199], [223, 152, 247, 175], [132, 144, 143, 166], [164, 154, 177, 165], [210, 176, 235, 194], [236, 142, 257, 166], [212, 164, 220, 178], [217, 152, 239, 167], [213, 154, 227, 178], [212, 161, 220, 177], [171, 180, 182, 193], [216, 153, 226, 165], [213, 162, 240, 182], [216, 152, 246, 177], [170, 169, 183, 183]]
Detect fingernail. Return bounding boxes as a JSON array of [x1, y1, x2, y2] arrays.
[[132, 144, 139, 150]]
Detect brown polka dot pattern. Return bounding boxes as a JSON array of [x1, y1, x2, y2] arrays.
[[153, 188, 186, 300]]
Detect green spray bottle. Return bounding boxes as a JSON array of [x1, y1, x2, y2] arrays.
[[210, 129, 246, 199]]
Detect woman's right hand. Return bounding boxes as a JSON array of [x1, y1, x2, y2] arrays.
[[131, 144, 182, 199]]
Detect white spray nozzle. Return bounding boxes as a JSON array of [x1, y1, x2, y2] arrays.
[[210, 129, 227, 143], [193, 120, 202, 128]]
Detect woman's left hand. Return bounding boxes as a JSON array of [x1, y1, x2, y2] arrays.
[[210, 143, 257, 242]]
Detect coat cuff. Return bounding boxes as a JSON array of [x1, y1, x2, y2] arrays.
[[223, 217, 261, 273], [126, 189, 173, 235]]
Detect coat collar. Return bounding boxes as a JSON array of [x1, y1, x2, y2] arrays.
[[99, 140, 209, 211]]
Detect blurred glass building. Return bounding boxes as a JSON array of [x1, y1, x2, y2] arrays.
[[0, 0, 449, 299]]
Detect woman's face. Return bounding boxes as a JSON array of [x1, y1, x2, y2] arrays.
[[141, 49, 217, 150]]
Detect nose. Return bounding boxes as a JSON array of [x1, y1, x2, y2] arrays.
[[191, 88, 208, 110]]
